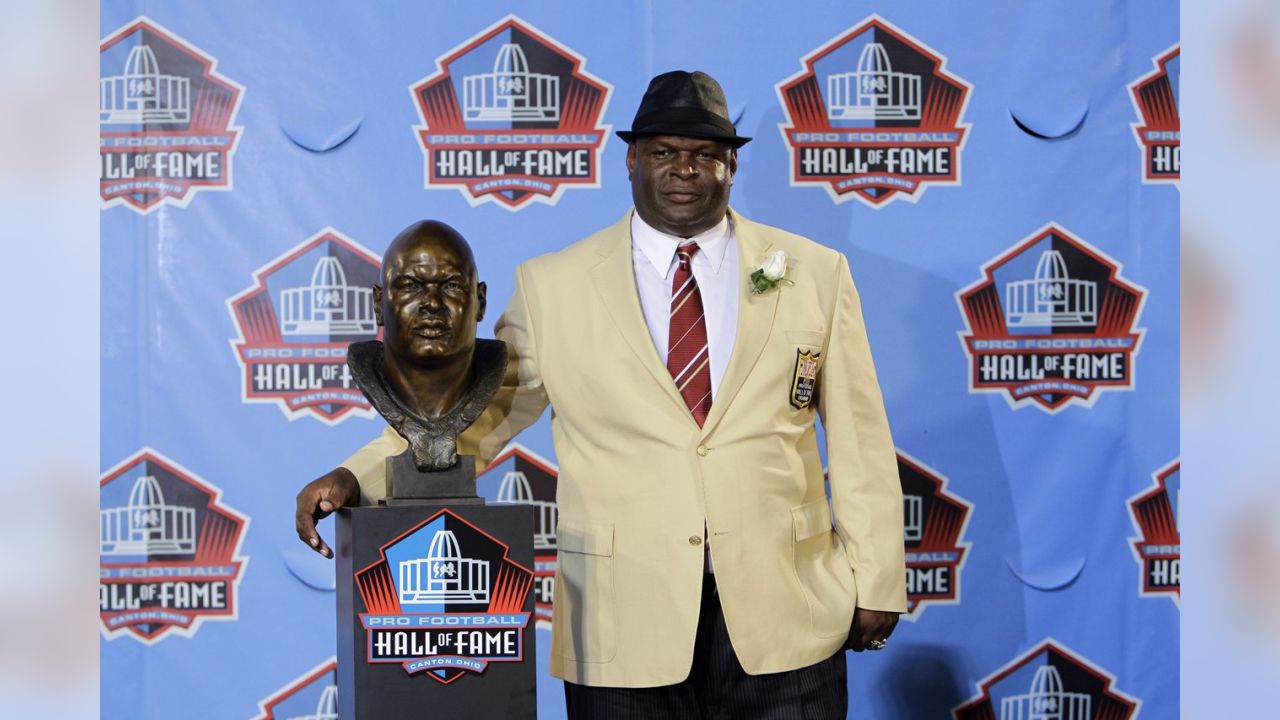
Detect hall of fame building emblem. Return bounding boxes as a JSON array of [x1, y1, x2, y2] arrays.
[[1127, 459, 1180, 603], [479, 443, 559, 629], [251, 657, 338, 720], [957, 223, 1147, 412], [227, 228, 382, 424], [100, 17, 244, 213], [954, 639, 1139, 720], [776, 14, 971, 207], [1129, 45, 1179, 185], [355, 509, 533, 683], [410, 15, 612, 210], [99, 448, 249, 643], [898, 452, 972, 620]]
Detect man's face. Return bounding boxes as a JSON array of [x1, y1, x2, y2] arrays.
[[627, 135, 737, 238], [374, 232, 486, 366]]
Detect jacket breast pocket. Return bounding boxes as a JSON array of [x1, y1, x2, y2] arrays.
[[785, 329, 826, 350], [555, 522, 616, 662], [790, 500, 856, 638]]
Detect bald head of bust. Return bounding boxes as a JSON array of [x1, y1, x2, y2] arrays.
[[373, 220, 487, 368]]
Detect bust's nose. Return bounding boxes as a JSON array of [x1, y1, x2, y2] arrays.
[[420, 285, 445, 311]]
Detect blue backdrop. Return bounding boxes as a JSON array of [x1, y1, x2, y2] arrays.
[[99, 2, 1179, 718]]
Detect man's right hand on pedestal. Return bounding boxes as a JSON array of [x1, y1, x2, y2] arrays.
[[295, 467, 360, 559]]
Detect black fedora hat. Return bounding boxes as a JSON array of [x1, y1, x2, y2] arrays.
[[616, 70, 751, 148]]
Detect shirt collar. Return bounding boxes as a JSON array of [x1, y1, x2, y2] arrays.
[[631, 211, 732, 279]]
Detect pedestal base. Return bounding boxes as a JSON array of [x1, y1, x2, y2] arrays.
[[383, 449, 482, 505]]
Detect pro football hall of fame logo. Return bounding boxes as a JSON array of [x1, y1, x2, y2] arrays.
[[99, 448, 249, 643], [1127, 459, 1180, 603], [478, 443, 560, 629], [898, 452, 972, 620], [776, 14, 971, 207], [100, 17, 244, 213], [1129, 45, 1179, 185], [228, 228, 382, 424], [411, 15, 612, 210], [252, 657, 338, 720], [954, 640, 1140, 720], [354, 509, 533, 684], [957, 223, 1147, 412]]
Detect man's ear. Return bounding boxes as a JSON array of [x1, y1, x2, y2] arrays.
[[475, 281, 487, 324], [625, 141, 636, 181], [728, 148, 738, 182], [372, 286, 384, 326]]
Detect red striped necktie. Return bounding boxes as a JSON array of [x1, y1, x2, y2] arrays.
[[668, 243, 713, 427]]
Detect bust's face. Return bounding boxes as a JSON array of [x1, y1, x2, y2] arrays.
[[375, 225, 486, 366]]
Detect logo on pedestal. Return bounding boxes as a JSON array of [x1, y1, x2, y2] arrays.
[[957, 223, 1147, 412], [228, 228, 382, 424], [100, 17, 244, 213], [898, 452, 971, 620], [1129, 45, 1179, 185], [1128, 459, 1180, 603], [954, 639, 1139, 719], [411, 15, 612, 210], [355, 509, 533, 684], [99, 448, 249, 643], [776, 14, 971, 207], [252, 658, 338, 720], [479, 443, 559, 629]]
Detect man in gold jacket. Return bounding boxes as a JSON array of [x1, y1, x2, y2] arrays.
[[297, 70, 905, 719]]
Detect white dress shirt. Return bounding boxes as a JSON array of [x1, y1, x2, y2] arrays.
[[630, 212, 740, 400]]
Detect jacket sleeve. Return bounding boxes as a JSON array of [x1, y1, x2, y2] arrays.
[[339, 262, 551, 504], [817, 253, 907, 613], [342, 425, 406, 505], [490, 262, 552, 445]]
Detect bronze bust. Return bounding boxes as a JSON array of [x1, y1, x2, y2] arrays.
[[348, 219, 507, 475]]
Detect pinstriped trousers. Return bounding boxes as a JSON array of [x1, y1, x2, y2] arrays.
[[563, 574, 849, 719]]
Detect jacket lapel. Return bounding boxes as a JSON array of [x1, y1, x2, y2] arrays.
[[588, 211, 699, 426], [700, 210, 779, 439]]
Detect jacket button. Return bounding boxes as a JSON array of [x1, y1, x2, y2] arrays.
[[689, 536, 703, 546], [696, 445, 709, 457]]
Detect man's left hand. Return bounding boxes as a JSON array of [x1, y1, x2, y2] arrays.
[[845, 607, 899, 652]]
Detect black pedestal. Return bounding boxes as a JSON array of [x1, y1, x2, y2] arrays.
[[336, 503, 537, 719]]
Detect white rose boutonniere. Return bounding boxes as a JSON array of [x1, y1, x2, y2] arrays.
[[749, 250, 791, 295]]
